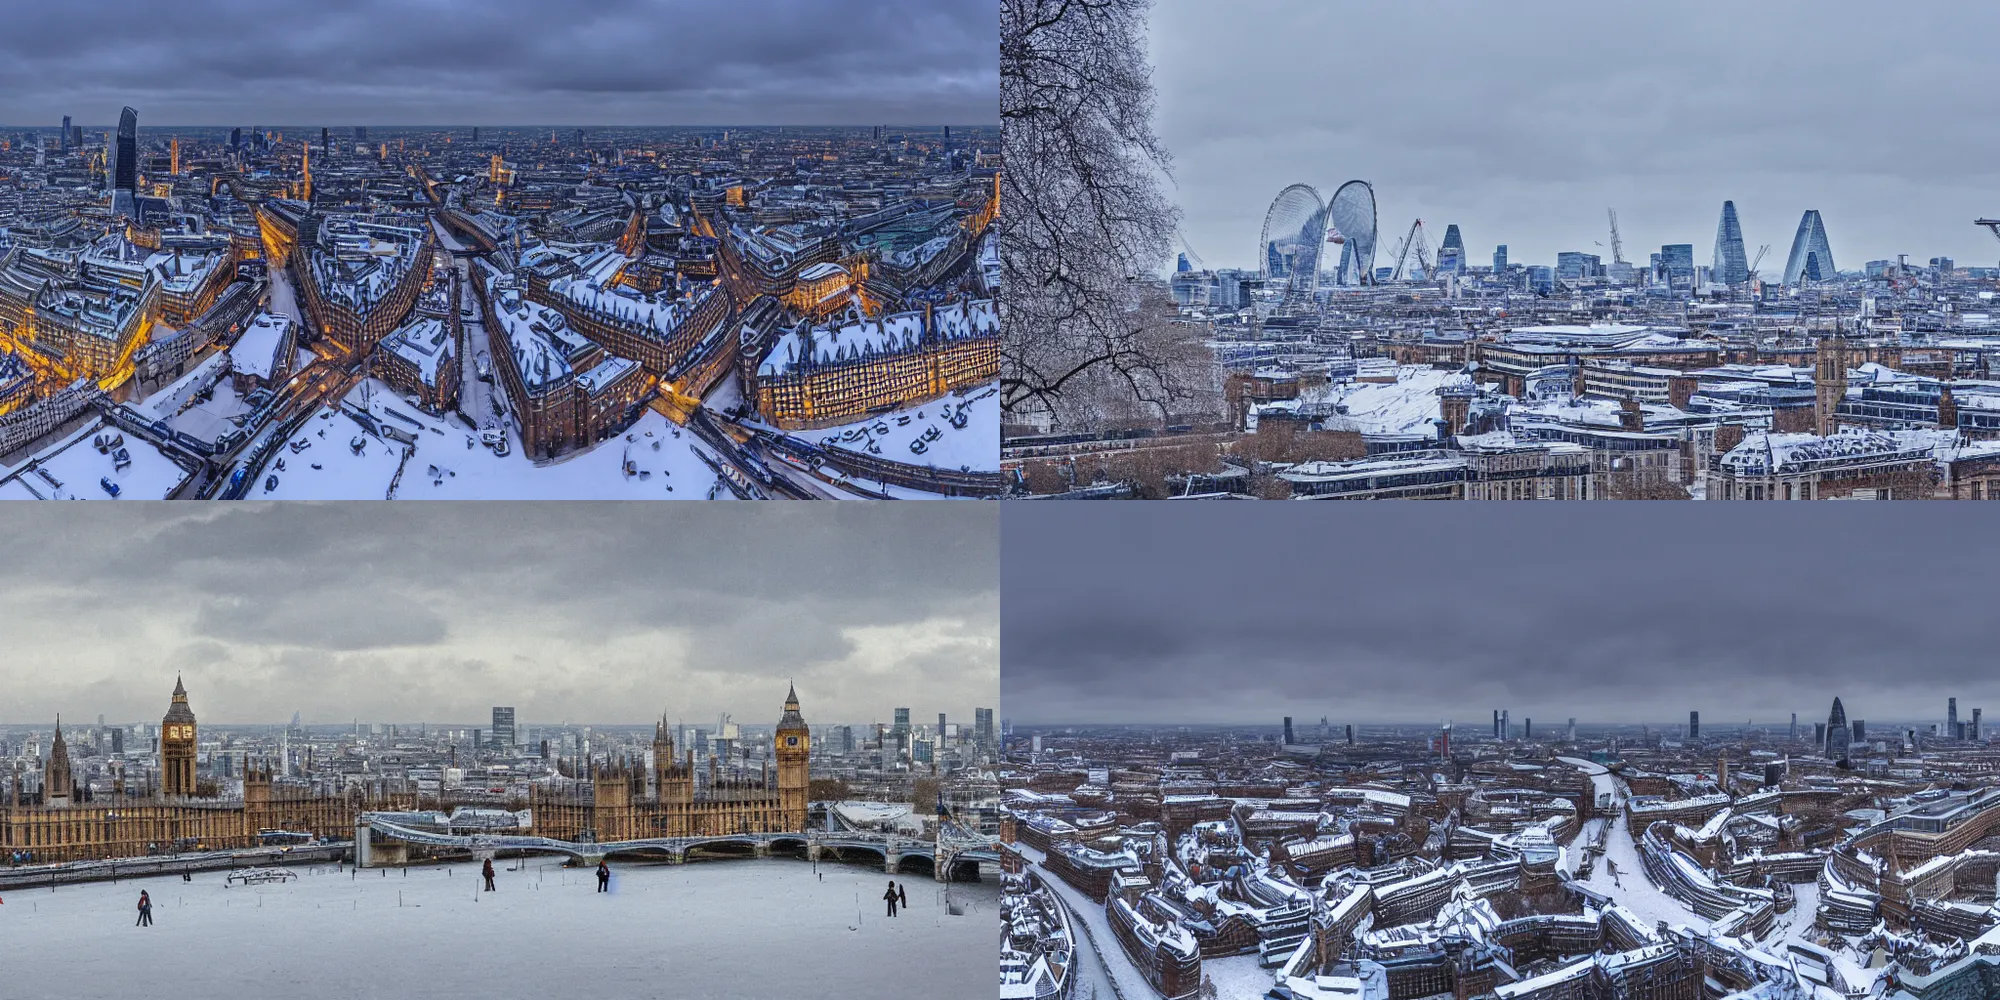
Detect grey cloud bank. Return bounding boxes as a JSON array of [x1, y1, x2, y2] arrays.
[[0, 0, 996, 125], [0, 504, 996, 726], [1152, 0, 2000, 271], [1002, 503, 1999, 726]]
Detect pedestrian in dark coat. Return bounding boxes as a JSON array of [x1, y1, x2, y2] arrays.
[[884, 881, 899, 917], [596, 861, 611, 892], [136, 890, 153, 927], [482, 858, 497, 892]]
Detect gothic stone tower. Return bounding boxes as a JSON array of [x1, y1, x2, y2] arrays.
[[1815, 332, 1848, 437], [654, 713, 693, 807], [162, 675, 198, 798], [775, 685, 810, 831], [45, 717, 73, 807]]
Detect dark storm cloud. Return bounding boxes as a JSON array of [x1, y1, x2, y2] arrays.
[[1152, 0, 2000, 271], [1002, 504, 2000, 727], [0, 504, 996, 726], [0, 0, 995, 125]]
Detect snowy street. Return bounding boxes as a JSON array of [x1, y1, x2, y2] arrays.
[[1, 858, 998, 1000]]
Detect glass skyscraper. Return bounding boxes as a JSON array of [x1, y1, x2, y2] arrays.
[[111, 106, 138, 216], [1713, 200, 1749, 284], [1784, 210, 1835, 284]]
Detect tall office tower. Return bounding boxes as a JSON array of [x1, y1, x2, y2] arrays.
[[1524, 719, 1531, 739], [1659, 243, 1695, 290], [1949, 698, 1958, 738], [1283, 716, 1294, 744], [1690, 711, 1700, 740], [975, 707, 994, 750], [1345, 724, 1353, 744], [1567, 718, 1577, 742], [354, 125, 368, 143], [1853, 720, 1866, 743], [111, 106, 138, 215], [230, 127, 241, 151], [471, 126, 479, 143], [1783, 210, 1835, 284], [1493, 245, 1508, 271], [491, 707, 515, 749], [1814, 722, 1826, 747], [1713, 201, 1749, 284], [1501, 710, 1509, 741], [1972, 708, 1982, 741], [893, 708, 910, 743], [840, 726, 855, 752], [1493, 709, 1500, 738], [938, 713, 948, 741], [169, 136, 179, 175], [1790, 713, 1797, 740], [320, 126, 330, 153], [1438, 224, 1465, 272], [60, 115, 70, 149]]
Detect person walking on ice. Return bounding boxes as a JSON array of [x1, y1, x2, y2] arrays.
[[596, 861, 611, 893], [883, 880, 899, 917], [482, 858, 497, 892], [135, 890, 153, 927]]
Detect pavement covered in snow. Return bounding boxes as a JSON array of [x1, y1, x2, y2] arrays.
[[0, 858, 998, 1000], [751, 381, 999, 474], [0, 420, 193, 500], [257, 379, 737, 500]]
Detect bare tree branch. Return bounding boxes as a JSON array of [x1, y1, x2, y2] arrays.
[[1000, 0, 1214, 431]]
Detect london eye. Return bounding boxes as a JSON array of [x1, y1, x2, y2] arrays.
[[1259, 183, 1328, 298]]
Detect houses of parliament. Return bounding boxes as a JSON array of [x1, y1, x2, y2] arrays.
[[1, 677, 373, 864], [6, 680, 818, 863], [532, 685, 812, 841]]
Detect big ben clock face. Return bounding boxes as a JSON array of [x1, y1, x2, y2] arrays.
[[785, 736, 799, 747]]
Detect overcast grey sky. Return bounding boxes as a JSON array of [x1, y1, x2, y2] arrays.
[[0, 0, 995, 126], [0, 504, 995, 727], [1003, 504, 1997, 727], [1152, 0, 2000, 273]]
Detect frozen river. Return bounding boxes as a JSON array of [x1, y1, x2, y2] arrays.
[[0, 858, 998, 1000]]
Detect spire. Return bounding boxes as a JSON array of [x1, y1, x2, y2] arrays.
[[173, 673, 187, 698]]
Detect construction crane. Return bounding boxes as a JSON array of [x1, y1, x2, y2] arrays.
[[1389, 219, 1432, 282], [1746, 244, 1770, 282], [1979, 219, 2000, 265], [1176, 228, 1208, 272], [1606, 209, 1625, 265]]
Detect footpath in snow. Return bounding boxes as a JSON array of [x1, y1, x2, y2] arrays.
[[259, 379, 736, 500]]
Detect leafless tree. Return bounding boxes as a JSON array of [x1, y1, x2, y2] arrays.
[[1001, 0, 1212, 429]]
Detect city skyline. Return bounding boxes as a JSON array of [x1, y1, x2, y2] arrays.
[[0, 0, 997, 126], [1003, 503, 2000, 724], [1151, 1, 2000, 272], [0, 503, 997, 725]]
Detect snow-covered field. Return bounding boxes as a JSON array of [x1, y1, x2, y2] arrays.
[[258, 379, 737, 500], [0, 858, 998, 1000], [753, 382, 999, 474]]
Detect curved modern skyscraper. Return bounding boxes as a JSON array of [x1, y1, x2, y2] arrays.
[[111, 106, 138, 217], [1713, 200, 1748, 285], [1783, 210, 1835, 284]]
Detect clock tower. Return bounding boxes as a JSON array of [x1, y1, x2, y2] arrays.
[[774, 685, 810, 831], [161, 675, 198, 798]]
